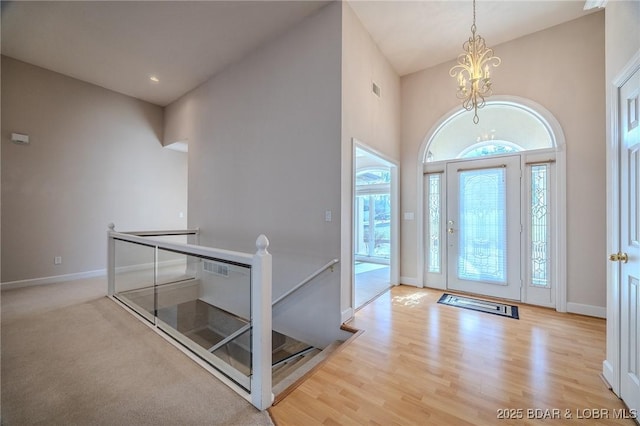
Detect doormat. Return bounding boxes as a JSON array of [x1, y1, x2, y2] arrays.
[[437, 293, 519, 319]]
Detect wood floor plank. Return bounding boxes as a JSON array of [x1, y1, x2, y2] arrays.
[[269, 286, 634, 425]]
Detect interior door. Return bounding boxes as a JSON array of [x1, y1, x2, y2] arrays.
[[618, 65, 640, 415], [446, 155, 521, 300]]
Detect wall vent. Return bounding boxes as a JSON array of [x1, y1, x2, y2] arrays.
[[372, 82, 381, 98], [203, 261, 229, 277]]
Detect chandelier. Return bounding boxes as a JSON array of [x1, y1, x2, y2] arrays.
[[449, 0, 501, 124]]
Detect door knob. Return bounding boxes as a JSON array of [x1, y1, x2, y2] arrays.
[[608, 252, 629, 263], [448, 228, 455, 234]]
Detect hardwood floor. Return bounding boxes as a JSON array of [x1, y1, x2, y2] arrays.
[[269, 285, 634, 425], [355, 264, 390, 309]]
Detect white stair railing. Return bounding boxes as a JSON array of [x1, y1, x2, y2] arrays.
[[107, 224, 273, 410]]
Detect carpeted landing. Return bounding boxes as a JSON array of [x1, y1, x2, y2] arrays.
[[1, 296, 273, 425]]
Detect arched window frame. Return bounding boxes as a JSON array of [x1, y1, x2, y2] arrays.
[[415, 96, 567, 312]]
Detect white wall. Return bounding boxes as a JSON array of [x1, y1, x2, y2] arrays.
[[605, 1, 640, 78], [1, 57, 187, 284], [340, 2, 401, 320], [164, 3, 345, 348], [401, 12, 606, 310]]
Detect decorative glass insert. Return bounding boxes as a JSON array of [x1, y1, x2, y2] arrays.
[[427, 174, 442, 273], [459, 141, 523, 159], [530, 164, 550, 287], [458, 167, 507, 283], [631, 149, 639, 245]]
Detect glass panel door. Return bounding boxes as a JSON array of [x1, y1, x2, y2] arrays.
[[446, 155, 521, 300]]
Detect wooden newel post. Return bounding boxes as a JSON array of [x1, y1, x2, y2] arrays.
[[251, 234, 273, 410], [107, 223, 115, 296]]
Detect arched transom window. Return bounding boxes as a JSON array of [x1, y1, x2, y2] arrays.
[[425, 102, 555, 162]]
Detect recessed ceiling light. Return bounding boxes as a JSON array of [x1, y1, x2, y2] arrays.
[[149, 75, 160, 83]]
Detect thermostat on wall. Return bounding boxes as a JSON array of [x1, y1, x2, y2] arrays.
[[11, 133, 29, 145]]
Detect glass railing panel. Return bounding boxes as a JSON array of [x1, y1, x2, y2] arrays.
[[211, 327, 252, 376], [154, 247, 253, 391], [113, 239, 156, 323], [155, 248, 197, 287]]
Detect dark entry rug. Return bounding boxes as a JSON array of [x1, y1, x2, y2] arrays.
[[437, 293, 519, 319]]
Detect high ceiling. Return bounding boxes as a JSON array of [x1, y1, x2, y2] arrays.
[[0, 1, 329, 106], [1, 1, 598, 107], [349, 0, 597, 77]]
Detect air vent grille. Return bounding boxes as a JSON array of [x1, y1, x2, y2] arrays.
[[203, 261, 229, 277], [372, 82, 381, 97]]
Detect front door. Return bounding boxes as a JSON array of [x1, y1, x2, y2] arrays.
[[446, 155, 521, 300], [618, 64, 640, 415]]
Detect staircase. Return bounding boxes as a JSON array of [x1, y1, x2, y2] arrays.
[[272, 341, 343, 400], [153, 298, 341, 396], [108, 227, 345, 410]]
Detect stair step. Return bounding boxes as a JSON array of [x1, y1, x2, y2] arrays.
[[273, 348, 320, 382], [272, 340, 343, 399], [272, 337, 312, 366]]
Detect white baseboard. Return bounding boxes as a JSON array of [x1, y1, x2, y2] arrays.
[[566, 302, 606, 318], [1, 269, 106, 290], [341, 307, 354, 323], [602, 360, 616, 393], [1, 259, 188, 291], [400, 276, 418, 286]]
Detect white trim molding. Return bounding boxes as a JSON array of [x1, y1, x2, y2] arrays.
[[566, 302, 606, 319], [1, 268, 106, 290], [399, 276, 418, 287], [351, 138, 400, 315], [341, 307, 354, 324]]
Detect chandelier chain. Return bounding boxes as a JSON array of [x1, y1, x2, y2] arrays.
[[473, 0, 476, 28]]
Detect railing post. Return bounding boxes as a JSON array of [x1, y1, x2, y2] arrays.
[[251, 234, 273, 410], [107, 223, 115, 296]]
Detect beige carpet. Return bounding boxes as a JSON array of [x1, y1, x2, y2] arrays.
[[1, 280, 273, 425]]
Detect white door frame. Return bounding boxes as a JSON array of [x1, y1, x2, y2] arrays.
[[603, 49, 640, 397], [416, 96, 567, 311], [352, 139, 400, 307]]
